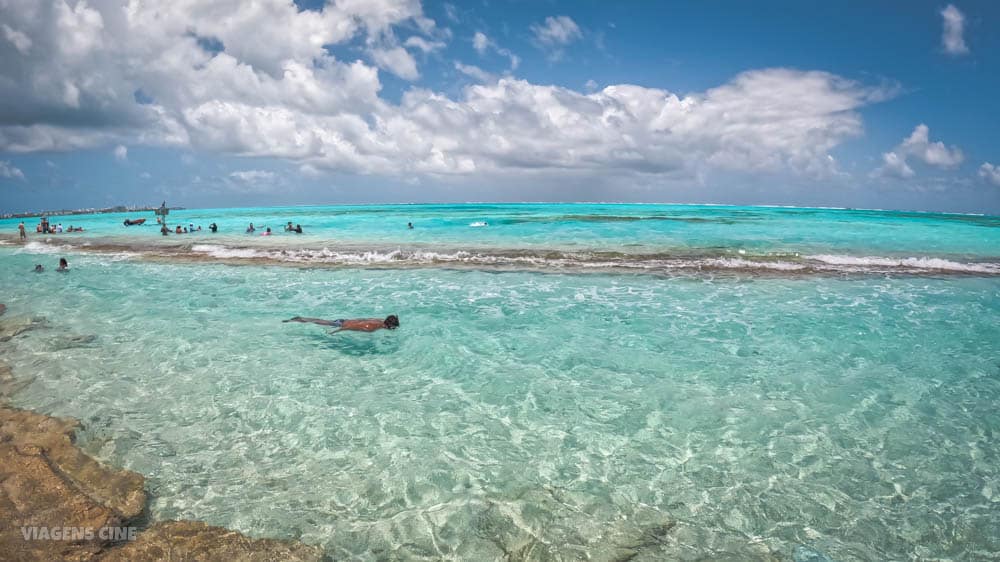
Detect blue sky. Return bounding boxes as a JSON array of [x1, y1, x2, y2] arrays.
[[1, 0, 998, 213]]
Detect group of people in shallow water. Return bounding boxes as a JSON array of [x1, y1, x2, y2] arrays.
[[244, 222, 303, 235], [18, 220, 84, 239], [19, 214, 422, 242], [160, 222, 218, 236], [33, 258, 69, 273]]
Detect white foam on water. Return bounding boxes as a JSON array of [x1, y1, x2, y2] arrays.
[[806, 254, 1000, 274], [177, 245, 1000, 275], [704, 258, 807, 271], [15, 239, 1000, 276], [17, 241, 70, 254], [190, 244, 268, 259]]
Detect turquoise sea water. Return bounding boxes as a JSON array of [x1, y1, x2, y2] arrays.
[[1, 204, 999, 560], [3, 204, 999, 273]]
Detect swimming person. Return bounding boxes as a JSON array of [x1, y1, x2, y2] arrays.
[[209, 223, 218, 233], [34, 264, 44, 272], [294, 224, 303, 233], [283, 315, 400, 333], [262, 227, 272, 236], [247, 223, 255, 233], [57, 258, 68, 271], [408, 222, 414, 229]]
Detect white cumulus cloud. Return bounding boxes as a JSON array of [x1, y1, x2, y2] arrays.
[[530, 16, 582, 61], [472, 31, 489, 54], [0, 160, 25, 179], [0, 1, 897, 190], [113, 144, 127, 161], [940, 4, 969, 55], [878, 151, 914, 179], [471, 31, 519, 70], [979, 163, 1000, 187], [229, 169, 276, 183], [531, 15, 582, 46], [2, 23, 32, 53], [404, 36, 445, 53], [874, 124, 963, 178], [454, 62, 495, 83], [371, 46, 419, 80]]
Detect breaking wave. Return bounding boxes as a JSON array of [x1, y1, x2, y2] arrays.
[[185, 244, 1000, 275], [6, 237, 998, 276]]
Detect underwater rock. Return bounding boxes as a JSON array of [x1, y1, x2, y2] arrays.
[[0, 315, 46, 342], [0, 404, 323, 561], [0, 405, 144, 561], [48, 334, 99, 350], [96, 520, 324, 562], [0, 361, 33, 398], [793, 544, 836, 562], [0, 406, 146, 519]]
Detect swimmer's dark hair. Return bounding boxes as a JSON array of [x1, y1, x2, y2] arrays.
[[385, 315, 399, 329]]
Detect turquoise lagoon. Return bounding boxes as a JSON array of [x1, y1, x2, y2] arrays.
[[1, 204, 999, 560]]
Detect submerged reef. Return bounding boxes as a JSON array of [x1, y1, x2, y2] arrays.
[[0, 352, 323, 561]]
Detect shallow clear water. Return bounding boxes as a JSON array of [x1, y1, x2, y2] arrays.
[[1, 204, 999, 560]]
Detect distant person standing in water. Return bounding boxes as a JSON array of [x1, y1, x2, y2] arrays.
[[209, 223, 218, 233], [18, 222, 26, 240], [57, 258, 68, 271], [408, 222, 414, 229], [284, 315, 399, 333], [294, 224, 303, 233], [247, 223, 255, 233]]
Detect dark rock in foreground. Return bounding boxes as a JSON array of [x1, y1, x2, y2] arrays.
[[0, 401, 323, 562], [98, 520, 324, 562], [0, 314, 47, 342]]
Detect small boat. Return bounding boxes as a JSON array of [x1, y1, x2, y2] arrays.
[[123, 218, 147, 226]]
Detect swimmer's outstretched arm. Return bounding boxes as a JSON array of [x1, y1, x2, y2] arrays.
[[283, 316, 339, 326]]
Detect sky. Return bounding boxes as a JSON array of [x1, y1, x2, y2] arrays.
[[1, 0, 999, 214]]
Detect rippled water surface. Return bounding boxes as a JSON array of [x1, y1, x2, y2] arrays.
[[1, 204, 999, 560]]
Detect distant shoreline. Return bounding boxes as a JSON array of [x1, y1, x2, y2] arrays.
[[1, 206, 185, 220]]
